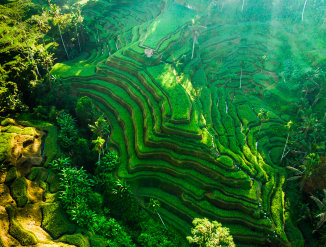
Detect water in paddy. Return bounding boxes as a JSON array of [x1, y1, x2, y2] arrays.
[[53, 0, 325, 246]]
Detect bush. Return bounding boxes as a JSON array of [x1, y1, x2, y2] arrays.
[[187, 218, 235, 247], [96, 151, 119, 184], [57, 111, 78, 150], [50, 158, 134, 246]]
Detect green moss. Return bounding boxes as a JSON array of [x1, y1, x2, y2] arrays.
[[1, 118, 15, 126], [46, 172, 60, 193], [20, 127, 37, 136], [41, 202, 76, 239], [16, 115, 58, 165], [10, 178, 28, 207], [0, 133, 12, 163], [27, 167, 40, 181], [5, 166, 18, 183], [58, 233, 90, 247], [6, 206, 38, 245]]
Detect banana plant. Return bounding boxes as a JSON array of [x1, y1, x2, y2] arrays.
[[310, 190, 326, 232]]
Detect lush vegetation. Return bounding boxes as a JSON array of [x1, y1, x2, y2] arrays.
[[0, 0, 325, 246]]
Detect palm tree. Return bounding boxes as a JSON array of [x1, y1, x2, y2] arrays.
[[22, 33, 40, 77], [89, 116, 110, 142], [257, 108, 269, 134], [286, 153, 321, 191], [73, 4, 84, 53], [148, 198, 167, 230], [48, 2, 70, 59], [310, 190, 326, 232], [189, 18, 206, 60], [92, 136, 105, 163], [302, 0, 308, 21], [281, 120, 293, 161]]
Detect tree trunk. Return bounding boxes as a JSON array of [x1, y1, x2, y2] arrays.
[[302, 0, 308, 21], [241, 0, 245, 12], [191, 36, 196, 60], [239, 67, 242, 88], [58, 24, 69, 59], [75, 25, 81, 53], [156, 211, 167, 230], [281, 132, 290, 161]]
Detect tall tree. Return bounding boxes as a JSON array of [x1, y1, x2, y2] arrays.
[[48, 1, 71, 59], [92, 136, 105, 163]]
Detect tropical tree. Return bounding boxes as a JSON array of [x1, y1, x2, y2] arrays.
[[148, 198, 167, 230], [257, 108, 269, 134], [187, 218, 235, 247], [92, 136, 105, 162], [286, 153, 323, 192], [189, 18, 206, 60], [96, 151, 119, 184], [89, 115, 111, 142], [48, 1, 72, 59], [72, 4, 84, 53], [281, 120, 293, 161]]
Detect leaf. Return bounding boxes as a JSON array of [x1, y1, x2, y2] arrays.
[[286, 166, 303, 175], [316, 212, 326, 229], [287, 176, 302, 181], [310, 195, 326, 211]]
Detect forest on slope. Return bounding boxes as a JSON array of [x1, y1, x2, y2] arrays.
[[0, 0, 325, 246]]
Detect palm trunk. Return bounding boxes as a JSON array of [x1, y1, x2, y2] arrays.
[[281, 132, 290, 161], [191, 36, 196, 60], [156, 211, 167, 230], [75, 25, 81, 53], [24, 40, 40, 76], [98, 151, 101, 163], [58, 24, 69, 59], [46, 62, 51, 87], [239, 67, 242, 88], [302, 0, 308, 21]]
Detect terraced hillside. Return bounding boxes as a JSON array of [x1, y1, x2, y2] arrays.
[[52, 1, 324, 246]]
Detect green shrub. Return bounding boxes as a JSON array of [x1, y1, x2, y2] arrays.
[[50, 158, 134, 246], [57, 111, 78, 151], [96, 151, 119, 184], [75, 96, 96, 127]]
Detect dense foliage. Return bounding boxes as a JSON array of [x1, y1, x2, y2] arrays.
[[187, 218, 235, 247]]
